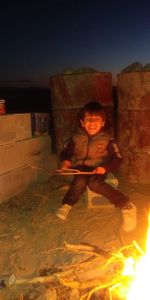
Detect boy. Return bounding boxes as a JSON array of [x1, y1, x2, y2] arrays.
[[56, 101, 137, 232]]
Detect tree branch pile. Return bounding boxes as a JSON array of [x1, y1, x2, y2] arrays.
[[16, 241, 143, 300]]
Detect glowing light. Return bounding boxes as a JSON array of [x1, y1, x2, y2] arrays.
[[126, 214, 150, 300]]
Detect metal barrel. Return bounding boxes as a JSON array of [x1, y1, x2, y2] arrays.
[[50, 71, 114, 157], [0, 99, 6, 115], [117, 72, 150, 183]]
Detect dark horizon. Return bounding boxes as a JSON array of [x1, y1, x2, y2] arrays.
[[0, 86, 51, 113], [1, 0, 150, 88]]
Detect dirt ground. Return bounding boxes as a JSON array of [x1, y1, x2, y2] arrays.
[[0, 174, 150, 300]]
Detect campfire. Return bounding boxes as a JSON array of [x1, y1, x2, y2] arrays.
[[14, 221, 149, 300], [121, 216, 150, 300], [13, 209, 150, 300], [109, 214, 150, 300], [17, 235, 149, 300], [46, 217, 149, 300]]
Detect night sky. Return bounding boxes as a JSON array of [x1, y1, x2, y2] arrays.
[[1, 0, 150, 88]]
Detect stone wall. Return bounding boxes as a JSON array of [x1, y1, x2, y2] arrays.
[[0, 113, 57, 203]]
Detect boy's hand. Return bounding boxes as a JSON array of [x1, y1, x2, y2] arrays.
[[60, 160, 72, 169], [94, 166, 106, 174]]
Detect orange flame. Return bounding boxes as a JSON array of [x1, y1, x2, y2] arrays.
[[125, 214, 150, 299]]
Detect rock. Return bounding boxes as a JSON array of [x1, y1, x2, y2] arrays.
[[121, 62, 143, 73], [75, 67, 98, 73], [143, 63, 150, 71], [62, 67, 98, 74], [62, 68, 76, 74]]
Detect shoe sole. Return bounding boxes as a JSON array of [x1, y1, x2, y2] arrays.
[[56, 212, 66, 220]]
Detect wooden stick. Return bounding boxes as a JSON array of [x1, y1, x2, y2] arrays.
[[27, 164, 95, 176], [57, 168, 95, 175], [64, 241, 111, 257]]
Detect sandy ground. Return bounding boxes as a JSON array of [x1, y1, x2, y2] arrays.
[[0, 174, 150, 299]]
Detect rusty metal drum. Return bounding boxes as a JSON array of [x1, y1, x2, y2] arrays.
[[117, 72, 150, 183], [0, 99, 6, 115], [50, 71, 113, 156]]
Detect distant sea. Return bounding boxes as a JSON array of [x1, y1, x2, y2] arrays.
[[0, 87, 51, 113]]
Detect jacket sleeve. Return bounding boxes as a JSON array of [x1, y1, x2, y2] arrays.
[[101, 138, 123, 173], [60, 137, 75, 162]]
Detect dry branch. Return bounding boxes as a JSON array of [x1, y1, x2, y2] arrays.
[[15, 241, 143, 300]]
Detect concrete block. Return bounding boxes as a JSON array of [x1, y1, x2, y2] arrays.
[[25, 135, 51, 163], [0, 136, 52, 176], [0, 142, 26, 175], [87, 173, 118, 208], [0, 165, 38, 204], [0, 132, 58, 202], [0, 114, 32, 145], [0, 153, 58, 203]]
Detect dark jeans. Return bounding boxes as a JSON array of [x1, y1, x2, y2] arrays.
[[62, 174, 129, 209]]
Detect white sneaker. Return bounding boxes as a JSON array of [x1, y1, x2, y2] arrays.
[[122, 202, 137, 232], [56, 204, 72, 220]]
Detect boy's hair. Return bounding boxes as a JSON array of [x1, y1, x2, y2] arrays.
[[78, 101, 106, 123]]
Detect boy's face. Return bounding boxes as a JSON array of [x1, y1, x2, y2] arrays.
[[80, 112, 104, 136]]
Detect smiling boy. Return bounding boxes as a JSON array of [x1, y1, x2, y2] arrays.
[[56, 101, 137, 232]]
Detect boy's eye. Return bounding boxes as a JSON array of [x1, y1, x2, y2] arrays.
[[84, 117, 101, 122]]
